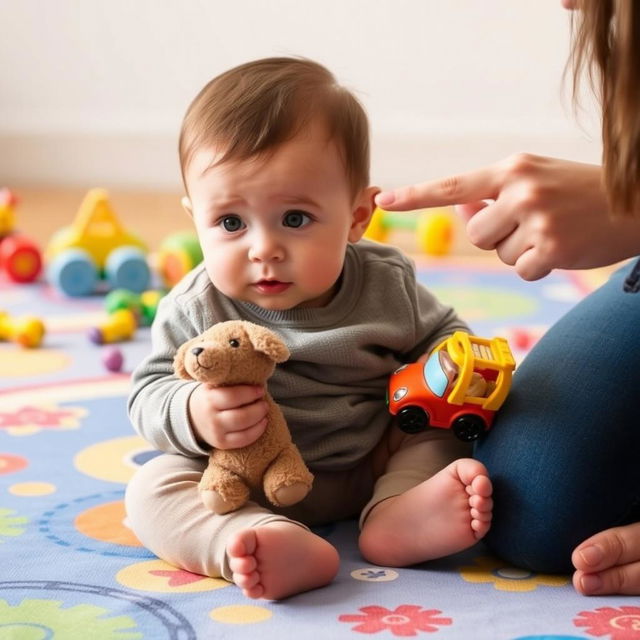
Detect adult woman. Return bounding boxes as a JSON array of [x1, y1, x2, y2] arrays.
[[375, 0, 640, 596]]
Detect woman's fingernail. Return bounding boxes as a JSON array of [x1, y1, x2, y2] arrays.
[[376, 191, 395, 206], [580, 545, 604, 567], [580, 573, 603, 593]]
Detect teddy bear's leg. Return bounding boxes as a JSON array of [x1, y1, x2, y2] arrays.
[[263, 444, 314, 507], [200, 463, 250, 515]]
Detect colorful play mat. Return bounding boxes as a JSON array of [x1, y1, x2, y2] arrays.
[[1, 257, 637, 639]]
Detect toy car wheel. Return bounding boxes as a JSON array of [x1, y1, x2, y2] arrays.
[[106, 246, 150, 293], [452, 414, 486, 442], [48, 249, 98, 297], [397, 406, 430, 434], [0, 235, 42, 283]]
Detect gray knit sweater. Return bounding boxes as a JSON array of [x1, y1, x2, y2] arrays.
[[128, 240, 468, 470]]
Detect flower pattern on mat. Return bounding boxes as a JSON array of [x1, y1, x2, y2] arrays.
[[459, 556, 569, 592], [339, 605, 452, 635], [574, 606, 640, 639], [0, 598, 141, 639], [0, 404, 87, 435], [148, 568, 210, 588], [0, 507, 28, 541]]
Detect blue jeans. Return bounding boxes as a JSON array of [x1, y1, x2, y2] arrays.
[[475, 260, 640, 573]]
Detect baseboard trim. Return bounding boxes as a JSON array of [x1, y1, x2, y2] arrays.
[[0, 130, 601, 190]]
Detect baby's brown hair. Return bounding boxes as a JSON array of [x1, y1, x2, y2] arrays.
[[179, 57, 370, 199]]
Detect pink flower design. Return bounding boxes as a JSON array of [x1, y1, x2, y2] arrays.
[[574, 606, 640, 639], [339, 605, 452, 636], [149, 568, 209, 587], [0, 405, 86, 434]]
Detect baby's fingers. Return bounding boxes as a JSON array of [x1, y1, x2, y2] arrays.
[[219, 417, 268, 449], [216, 398, 268, 432], [207, 384, 264, 410]]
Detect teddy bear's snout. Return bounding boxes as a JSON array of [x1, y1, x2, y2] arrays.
[[190, 347, 204, 357]]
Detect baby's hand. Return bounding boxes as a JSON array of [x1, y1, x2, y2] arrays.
[[188, 384, 268, 450]]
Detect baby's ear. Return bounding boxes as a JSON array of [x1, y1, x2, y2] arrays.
[[348, 186, 379, 243], [243, 323, 290, 363], [181, 196, 193, 218], [173, 339, 195, 379]]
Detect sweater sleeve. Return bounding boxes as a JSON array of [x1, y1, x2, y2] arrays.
[[401, 257, 470, 361], [127, 292, 210, 457]]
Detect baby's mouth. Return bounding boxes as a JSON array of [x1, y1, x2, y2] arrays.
[[253, 280, 291, 294]]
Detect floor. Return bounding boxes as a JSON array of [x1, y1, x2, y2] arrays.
[[3, 253, 628, 640]]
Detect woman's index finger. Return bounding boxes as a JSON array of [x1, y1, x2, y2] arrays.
[[376, 166, 501, 211]]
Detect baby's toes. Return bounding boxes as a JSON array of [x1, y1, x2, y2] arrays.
[[470, 506, 493, 522], [229, 554, 257, 575], [227, 528, 258, 559], [469, 493, 493, 514], [233, 570, 260, 590], [242, 582, 265, 599], [471, 517, 491, 538], [469, 474, 492, 498]]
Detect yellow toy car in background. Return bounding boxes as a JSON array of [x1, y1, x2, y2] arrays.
[[46, 189, 150, 297]]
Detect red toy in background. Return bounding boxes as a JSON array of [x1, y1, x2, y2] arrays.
[[0, 188, 43, 283]]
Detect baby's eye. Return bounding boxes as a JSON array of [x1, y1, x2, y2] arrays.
[[283, 210, 312, 228], [220, 215, 245, 232]]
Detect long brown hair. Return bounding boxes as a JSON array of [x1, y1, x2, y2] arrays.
[[569, 0, 640, 216]]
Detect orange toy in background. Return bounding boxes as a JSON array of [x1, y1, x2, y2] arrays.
[[173, 320, 313, 515], [155, 230, 203, 289], [0, 310, 45, 348]]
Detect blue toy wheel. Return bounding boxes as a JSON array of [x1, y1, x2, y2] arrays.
[[47, 249, 98, 297], [105, 246, 150, 293]]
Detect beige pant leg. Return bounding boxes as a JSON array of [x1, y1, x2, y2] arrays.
[[124, 453, 305, 581], [359, 428, 471, 527]]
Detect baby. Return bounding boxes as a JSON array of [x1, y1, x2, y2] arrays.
[[125, 57, 493, 600]]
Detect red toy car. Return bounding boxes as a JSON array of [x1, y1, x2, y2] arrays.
[[388, 332, 515, 441]]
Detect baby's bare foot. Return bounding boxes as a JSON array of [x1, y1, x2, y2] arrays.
[[359, 458, 492, 566], [226, 522, 339, 599]]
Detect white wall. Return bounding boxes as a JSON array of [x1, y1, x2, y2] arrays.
[[0, 0, 602, 191]]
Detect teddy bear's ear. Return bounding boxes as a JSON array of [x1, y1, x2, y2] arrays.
[[173, 340, 195, 380], [243, 323, 290, 363]]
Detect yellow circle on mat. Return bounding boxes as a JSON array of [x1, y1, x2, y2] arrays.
[[210, 605, 273, 624], [117, 559, 229, 593], [75, 500, 142, 547], [0, 349, 70, 377], [74, 435, 154, 483], [9, 481, 56, 496]]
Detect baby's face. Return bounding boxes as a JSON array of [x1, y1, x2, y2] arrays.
[[184, 120, 374, 310]]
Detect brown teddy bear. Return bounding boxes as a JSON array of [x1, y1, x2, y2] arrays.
[[173, 320, 313, 515]]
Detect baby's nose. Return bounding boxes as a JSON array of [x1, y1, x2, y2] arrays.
[[191, 347, 204, 356]]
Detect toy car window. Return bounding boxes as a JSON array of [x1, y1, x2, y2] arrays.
[[423, 352, 448, 398]]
